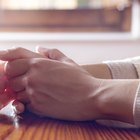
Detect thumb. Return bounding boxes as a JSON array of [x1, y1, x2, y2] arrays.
[[0, 47, 44, 61], [36, 46, 50, 58], [36, 47, 70, 62]]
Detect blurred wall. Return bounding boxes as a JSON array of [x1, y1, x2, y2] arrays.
[[0, 39, 140, 64]]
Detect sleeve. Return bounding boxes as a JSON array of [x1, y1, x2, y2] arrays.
[[96, 57, 140, 128], [104, 58, 139, 79], [105, 57, 140, 127], [130, 56, 140, 78], [130, 56, 140, 127], [96, 83, 140, 129], [133, 83, 140, 127]]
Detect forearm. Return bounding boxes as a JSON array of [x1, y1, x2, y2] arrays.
[[82, 59, 138, 80], [82, 64, 112, 79], [95, 79, 140, 124]]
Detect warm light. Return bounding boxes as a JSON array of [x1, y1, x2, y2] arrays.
[[53, 0, 77, 9], [0, 0, 131, 9], [0, 0, 78, 9]]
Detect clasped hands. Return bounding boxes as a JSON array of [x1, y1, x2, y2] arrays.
[[0, 47, 102, 121]]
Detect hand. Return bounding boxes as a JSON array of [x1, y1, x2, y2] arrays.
[[0, 47, 46, 114], [0, 47, 102, 121], [0, 62, 24, 114], [0, 62, 6, 94]]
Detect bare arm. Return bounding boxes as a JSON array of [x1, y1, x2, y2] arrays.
[[82, 61, 140, 127], [82, 64, 112, 79], [96, 79, 139, 124], [0, 47, 139, 127]]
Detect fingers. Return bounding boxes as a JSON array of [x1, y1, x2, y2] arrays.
[[9, 75, 27, 92], [0, 79, 6, 93], [0, 88, 15, 109], [0, 71, 6, 94], [0, 47, 44, 61], [37, 47, 75, 64], [8, 74, 30, 103], [5, 59, 30, 79], [0, 61, 4, 73], [37, 47, 66, 61], [16, 90, 30, 104], [0, 62, 6, 93], [36, 46, 49, 58], [12, 100, 25, 114]]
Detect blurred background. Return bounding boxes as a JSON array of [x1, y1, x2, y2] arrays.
[[0, 0, 139, 64], [0, 0, 130, 9]]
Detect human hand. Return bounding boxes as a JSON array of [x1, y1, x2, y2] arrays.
[[0, 47, 46, 114], [0, 62, 6, 94], [0, 47, 102, 121], [0, 62, 25, 114]]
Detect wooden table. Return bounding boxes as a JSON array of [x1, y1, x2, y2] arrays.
[[0, 104, 140, 140]]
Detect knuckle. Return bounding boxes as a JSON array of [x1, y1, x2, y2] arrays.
[[31, 59, 40, 68], [24, 73, 35, 88], [30, 58, 48, 68], [23, 60, 41, 87]]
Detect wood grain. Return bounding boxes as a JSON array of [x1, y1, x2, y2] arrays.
[[0, 111, 140, 140]]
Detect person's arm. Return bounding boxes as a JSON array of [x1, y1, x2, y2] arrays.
[[82, 59, 139, 80], [0, 47, 139, 126], [0, 48, 46, 113], [36, 47, 140, 125], [96, 79, 139, 124], [82, 64, 112, 79], [81, 59, 140, 128]]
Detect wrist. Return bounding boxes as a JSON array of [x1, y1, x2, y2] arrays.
[[82, 78, 104, 120], [95, 80, 140, 124]]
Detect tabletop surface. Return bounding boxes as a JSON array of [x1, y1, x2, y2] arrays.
[[0, 104, 140, 140]]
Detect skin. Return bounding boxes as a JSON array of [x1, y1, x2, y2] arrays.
[[82, 64, 112, 79], [0, 47, 139, 124], [0, 62, 24, 114], [0, 49, 111, 116], [0, 48, 47, 114]]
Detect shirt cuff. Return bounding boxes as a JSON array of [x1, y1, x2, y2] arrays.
[[104, 61, 138, 79]]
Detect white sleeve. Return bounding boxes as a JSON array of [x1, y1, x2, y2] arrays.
[[104, 58, 139, 79], [133, 82, 140, 127]]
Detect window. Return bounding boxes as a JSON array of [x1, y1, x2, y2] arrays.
[[0, 0, 132, 32]]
